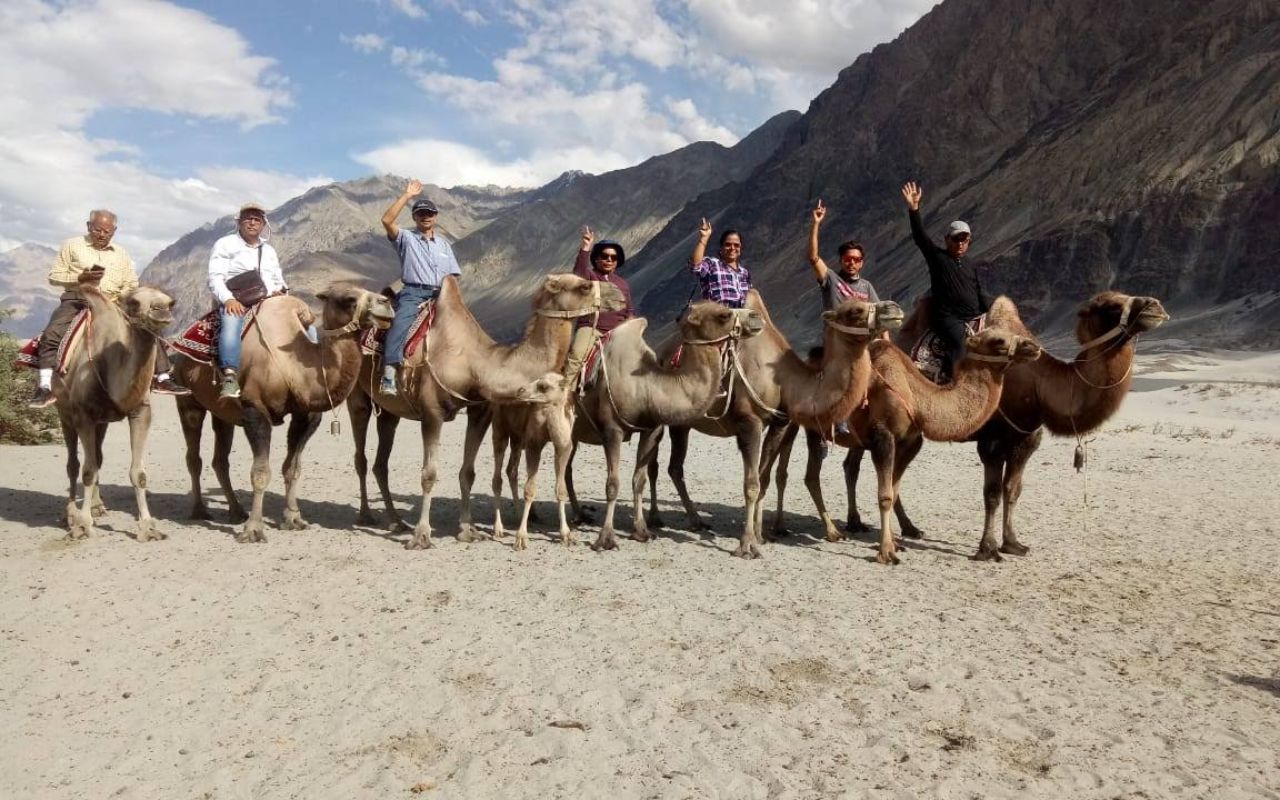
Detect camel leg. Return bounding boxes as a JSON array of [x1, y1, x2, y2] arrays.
[[491, 427, 509, 540], [211, 415, 248, 523], [565, 442, 586, 525], [1000, 429, 1042, 556], [591, 427, 625, 552], [666, 425, 710, 532], [645, 440, 664, 530], [406, 415, 444, 550], [237, 405, 272, 544], [630, 428, 663, 542], [514, 442, 545, 552], [731, 419, 764, 559], [127, 404, 163, 542], [178, 396, 211, 521], [280, 412, 321, 531], [552, 427, 574, 546], [370, 410, 407, 532], [801, 428, 843, 542], [842, 447, 870, 534], [760, 422, 793, 540], [457, 407, 493, 543], [89, 423, 108, 518], [891, 435, 925, 542], [869, 427, 899, 565], [975, 436, 1008, 561], [67, 423, 100, 539], [61, 416, 81, 530], [505, 441, 522, 524], [347, 390, 378, 525]]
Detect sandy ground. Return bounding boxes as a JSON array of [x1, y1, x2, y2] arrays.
[[2, 350, 1278, 800]]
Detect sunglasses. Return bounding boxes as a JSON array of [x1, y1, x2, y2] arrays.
[[596, 253, 619, 262], [844, 254, 865, 262]]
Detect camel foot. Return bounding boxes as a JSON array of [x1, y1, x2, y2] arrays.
[[514, 532, 529, 551], [901, 525, 924, 540], [970, 544, 1003, 562], [90, 503, 107, 519], [66, 522, 93, 540], [355, 508, 380, 525], [1000, 540, 1030, 556], [492, 523, 506, 540], [228, 506, 250, 524], [647, 512, 666, 530], [591, 530, 619, 552], [572, 509, 596, 526], [457, 525, 492, 543], [135, 519, 166, 542], [689, 519, 712, 533], [631, 529, 653, 543], [732, 542, 763, 559], [875, 548, 901, 566], [280, 512, 309, 531], [824, 527, 844, 543], [405, 528, 433, 550], [561, 529, 575, 547], [769, 523, 792, 539], [844, 517, 870, 534], [235, 522, 267, 544]]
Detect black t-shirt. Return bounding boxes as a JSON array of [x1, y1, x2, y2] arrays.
[[908, 209, 989, 320]]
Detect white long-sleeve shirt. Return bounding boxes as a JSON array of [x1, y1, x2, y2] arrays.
[[208, 233, 286, 305]]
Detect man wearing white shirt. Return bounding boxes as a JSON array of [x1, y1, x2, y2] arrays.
[[207, 202, 288, 399]]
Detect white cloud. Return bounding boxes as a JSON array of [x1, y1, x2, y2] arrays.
[[342, 33, 388, 53], [0, 0, 314, 265], [354, 138, 631, 189], [387, 0, 427, 20], [391, 45, 445, 69]]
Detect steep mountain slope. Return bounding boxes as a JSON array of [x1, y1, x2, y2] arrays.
[[0, 244, 59, 338], [627, 0, 1280, 347]]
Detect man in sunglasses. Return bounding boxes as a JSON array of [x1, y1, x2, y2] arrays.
[[901, 181, 990, 382], [807, 199, 878, 309]]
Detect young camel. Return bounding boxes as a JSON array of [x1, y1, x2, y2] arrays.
[[174, 284, 394, 543], [488, 372, 576, 550], [52, 279, 177, 541], [648, 293, 904, 559], [345, 273, 625, 549], [566, 301, 766, 552], [873, 291, 1168, 561]]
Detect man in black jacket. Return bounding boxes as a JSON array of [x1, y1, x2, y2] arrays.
[[901, 180, 990, 381]]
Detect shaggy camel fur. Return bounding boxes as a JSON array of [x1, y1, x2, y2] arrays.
[[53, 280, 176, 541], [649, 293, 904, 559], [565, 301, 765, 552], [877, 291, 1169, 560], [793, 322, 1041, 564], [488, 373, 576, 550], [345, 273, 625, 549], [174, 284, 393, 543]]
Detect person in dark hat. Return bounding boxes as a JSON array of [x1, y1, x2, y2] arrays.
[[901, 180, 990, 382], [378, 178, 461, 396], [561, 225, 634, 390]]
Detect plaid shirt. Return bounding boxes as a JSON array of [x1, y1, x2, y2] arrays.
[[691, 257, 751, 308]]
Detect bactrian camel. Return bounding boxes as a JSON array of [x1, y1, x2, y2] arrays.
[[53, 278, 177, 541], [565, 301, 766, 552], [647, 293, 905, 559], [874, 291, 1168, 561], [488, 372, 576, 550], [779, 316, 1042, 565], [345, 273, 625, 549], [174, 284, 394, 542]]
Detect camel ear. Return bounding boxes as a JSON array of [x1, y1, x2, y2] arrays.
[[821, 309, 837, 322], [544, 274, 566, 293], [316, 291, 329, 302]]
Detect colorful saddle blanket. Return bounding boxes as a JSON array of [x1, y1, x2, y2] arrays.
[[578, 331, 612, 390], [359, 298, 436, 360], [169, 305, 265, 364], [909, 314, 986, 383], [13, 309, 90, 373]]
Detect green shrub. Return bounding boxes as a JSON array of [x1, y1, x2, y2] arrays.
[[0, 309, 59, 444]]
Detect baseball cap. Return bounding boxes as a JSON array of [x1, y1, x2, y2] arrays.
[[238, 202, 267, 219], [411, 199, 439, 215], [947, 220, 971, 238]]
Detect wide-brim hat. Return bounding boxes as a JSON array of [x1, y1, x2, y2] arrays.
[[591, 240, 625, 268], [238, 202, 267, 219]]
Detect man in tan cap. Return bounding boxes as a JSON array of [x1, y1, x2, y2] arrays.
[[30, 208, 189, 408], [207, 202, 288, 399]]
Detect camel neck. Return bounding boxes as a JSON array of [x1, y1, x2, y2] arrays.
[[779, 328, 871, 429], [1030, 343, 1134, 435]]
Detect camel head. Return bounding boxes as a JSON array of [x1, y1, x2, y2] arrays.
[[535, 273, 626, 320], [1076, 292, 1169, 349], [316, 283, 394, 334], [871, 300, 905, 333], [822, 298, 903, 340], [510, 372, 570, 406], [119, 286, 177, 334], [964, 329, 1043, 367], [680, 301, 765, 344]]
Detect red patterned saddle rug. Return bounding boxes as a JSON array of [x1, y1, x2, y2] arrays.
[[170, 305, 265, 364], [909, 314, 986, 383], [360, 298, 436, 360], [12, 309, 90, 373]]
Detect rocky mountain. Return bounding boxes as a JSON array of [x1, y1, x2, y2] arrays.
[[626, 0, 1280, 348], [0, 244, 59, 338]]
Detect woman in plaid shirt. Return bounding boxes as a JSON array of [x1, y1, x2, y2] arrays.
[[689, 218, 751, 308]]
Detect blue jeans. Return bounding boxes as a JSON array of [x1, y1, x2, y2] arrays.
[[384, 284, 439, 366], [218, 307, 246, 371]]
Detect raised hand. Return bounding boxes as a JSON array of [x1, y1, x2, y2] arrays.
[[901, 181, 922, 211], [697, 217, 712, 240], [812, 199, 826, 224], [406, 178, 423, 196], [580, 225, 594, 251]]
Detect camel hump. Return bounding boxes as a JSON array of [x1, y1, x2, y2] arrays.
[[605, 317, 649, 352]]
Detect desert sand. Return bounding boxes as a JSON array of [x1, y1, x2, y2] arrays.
[[2, 349, 1278, 799]]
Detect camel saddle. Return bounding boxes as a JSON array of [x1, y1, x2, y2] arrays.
[[360, 298, 436, 362], [577, 330, 613, 391], [170, 305, 267, 364], [13, 309, 90, 374], [909, 314, 986, 383]]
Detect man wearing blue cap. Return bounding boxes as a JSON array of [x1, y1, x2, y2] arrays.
[[379, 178, 461, 396]]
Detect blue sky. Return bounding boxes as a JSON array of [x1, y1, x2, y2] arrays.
[[0, 0, 933, 265]]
